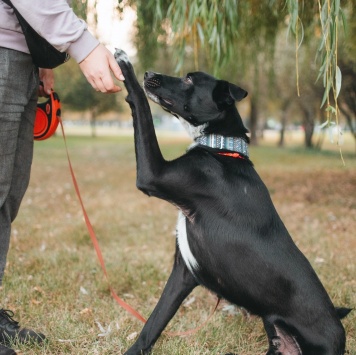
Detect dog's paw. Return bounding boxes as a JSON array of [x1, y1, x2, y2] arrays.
[[114, 48, 130, 64]]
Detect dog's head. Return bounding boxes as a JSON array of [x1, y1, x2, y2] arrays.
[[144, 71, 249, 140]]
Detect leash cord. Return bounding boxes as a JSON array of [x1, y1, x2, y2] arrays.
[[58, 118, 146, 323], [58, 118, 219, 335]]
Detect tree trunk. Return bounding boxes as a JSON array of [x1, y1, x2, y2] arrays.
[[249, 95, 259, 145], [90, 107, 97, 138], [278, 99, 290, 147], [302, 109, 314, 148], [339, 105, 356, 143], [248, 56, 261, 146]]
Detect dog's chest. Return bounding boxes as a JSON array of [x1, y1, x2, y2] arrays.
[[176, 211, 199, 273]]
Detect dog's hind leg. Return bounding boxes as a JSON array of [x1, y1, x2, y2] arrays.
[[262, 318, 302, 355], [124, 247, 198, 355], [271, 325, 302, 355]]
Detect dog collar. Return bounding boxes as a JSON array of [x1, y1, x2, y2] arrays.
[[195, 134, 249, 158]]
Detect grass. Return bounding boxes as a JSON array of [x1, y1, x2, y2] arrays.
[[1, 132, 355, 354]]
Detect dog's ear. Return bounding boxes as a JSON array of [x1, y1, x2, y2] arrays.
[[214, 81, 248, 110], [228, 83, 248, 102]]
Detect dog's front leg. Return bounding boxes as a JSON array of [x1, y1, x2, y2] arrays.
[[115, 49, 165, 196], [125, 248, 198, 355]]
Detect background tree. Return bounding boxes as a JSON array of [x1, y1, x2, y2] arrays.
[[338, 3, 356, 145], [116, 0, 355, 149]]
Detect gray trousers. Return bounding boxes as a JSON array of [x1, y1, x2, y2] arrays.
[[0, 48, 39, 285]]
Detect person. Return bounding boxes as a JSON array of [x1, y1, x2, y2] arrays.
[[0, 1, 125, 354]]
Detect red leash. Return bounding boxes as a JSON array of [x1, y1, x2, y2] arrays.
[[58, 117, 219, 334], [58, 118, 146, 323]]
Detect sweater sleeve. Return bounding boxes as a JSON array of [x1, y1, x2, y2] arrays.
[[10, 0, 100, 63]]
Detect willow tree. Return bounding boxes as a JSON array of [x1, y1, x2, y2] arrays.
[[117, 0, 353, 147]]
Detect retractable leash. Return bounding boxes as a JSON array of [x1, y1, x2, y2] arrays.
[[34, 90, 61, 140]]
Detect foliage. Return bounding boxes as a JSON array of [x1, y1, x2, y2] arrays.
[[70, 0, 93, 21], [287, 0, 346, 147], [120, 0, 284, 75], [66, 0, 355, 148], [116, 0, 354, 148]]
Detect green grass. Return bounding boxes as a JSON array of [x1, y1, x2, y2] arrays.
[[1, 133, 355, 354]]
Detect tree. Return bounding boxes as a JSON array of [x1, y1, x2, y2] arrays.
[[339, 60, 356, 144], [117, 0, 354, 149]]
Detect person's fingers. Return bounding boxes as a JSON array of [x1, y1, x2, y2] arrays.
[[38, 69, 55, 96], [108, 53, 125, 81], [79, 45, 123, 93], [43, 81, 53, 95], [38, 86, 46, 97], [99, 71, 121, 93]]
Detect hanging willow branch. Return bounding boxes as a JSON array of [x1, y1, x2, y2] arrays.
[[161, 0, 239, 74], [118, 0, 349, 143], [316, 0, 343, 108], [287, 0, 346, 150]]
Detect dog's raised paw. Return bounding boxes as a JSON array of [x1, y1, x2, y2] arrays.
[[114, 48, 129, 64]]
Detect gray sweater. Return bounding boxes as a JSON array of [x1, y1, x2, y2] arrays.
[[0, 0, 100, 63]]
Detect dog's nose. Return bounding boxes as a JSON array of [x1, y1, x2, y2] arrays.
[[144, 72, 161, 88]]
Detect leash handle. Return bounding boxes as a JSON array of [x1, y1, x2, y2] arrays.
[[58, 117, 147, 323]]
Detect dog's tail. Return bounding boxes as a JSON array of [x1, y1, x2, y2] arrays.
[[336, 307, 352, 319]]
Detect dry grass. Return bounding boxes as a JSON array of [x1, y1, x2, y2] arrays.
[[1, 132, 355, 354]]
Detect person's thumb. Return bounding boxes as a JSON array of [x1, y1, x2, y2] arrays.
[[108, 53, 125, 81]]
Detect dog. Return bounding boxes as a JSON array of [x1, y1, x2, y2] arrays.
[[114, 49, 350, 355]]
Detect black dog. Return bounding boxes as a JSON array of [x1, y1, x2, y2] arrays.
[[114, 49, 350, 355]]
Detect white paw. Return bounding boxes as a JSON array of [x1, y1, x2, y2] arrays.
[[114, 49, 129, 63]]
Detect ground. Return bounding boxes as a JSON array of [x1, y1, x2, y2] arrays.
[[1, 130, 355, 354]]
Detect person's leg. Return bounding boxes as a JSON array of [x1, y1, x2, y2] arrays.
[[0, 47, 38, 285], [0, 48, 45, 347]]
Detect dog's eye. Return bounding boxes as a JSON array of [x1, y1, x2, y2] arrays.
[[183, 76, 193, 85]]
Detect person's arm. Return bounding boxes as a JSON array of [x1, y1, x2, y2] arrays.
[[10, 0, 97, 62], [11, 0, 124, 93]]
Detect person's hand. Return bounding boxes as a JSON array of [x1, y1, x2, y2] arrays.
[[38, 68, 55, 97], [79, 44, 125, 93]]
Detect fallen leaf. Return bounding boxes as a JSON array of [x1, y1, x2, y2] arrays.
[[80, 286, 89, 295], [183, 296, 196, 307], [127, 331, 138, 341], [79, 308, 93, 316], [96, 321, 112, 337]]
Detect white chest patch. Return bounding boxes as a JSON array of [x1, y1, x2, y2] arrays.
[[176, 211, 199, 273]]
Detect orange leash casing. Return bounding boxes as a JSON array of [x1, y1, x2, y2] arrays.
[[34, 91, 61, 140]]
